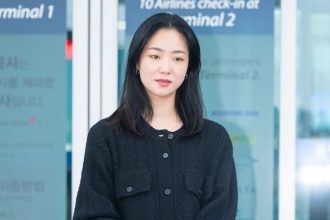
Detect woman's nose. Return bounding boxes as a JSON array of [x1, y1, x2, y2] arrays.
[[159, 57, 171, 74]]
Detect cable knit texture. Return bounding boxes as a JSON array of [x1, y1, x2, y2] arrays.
[[73, 117, 237, 220]]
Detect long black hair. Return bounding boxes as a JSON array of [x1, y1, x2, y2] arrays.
[[108, 13, 204, 136]]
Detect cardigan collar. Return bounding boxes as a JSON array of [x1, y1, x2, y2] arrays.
[[138, 116, 185, 141]]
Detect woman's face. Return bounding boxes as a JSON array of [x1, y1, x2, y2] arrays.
[[137, 28, 189, 101]]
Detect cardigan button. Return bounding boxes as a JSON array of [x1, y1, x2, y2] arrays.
[[164, 189, 172, 195], [167, 133, 174, 140], [162, 153, 169, 159], [126, 186, 133, 193]]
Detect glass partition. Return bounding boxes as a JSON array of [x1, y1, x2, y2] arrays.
[[296, 1, 330, 219]]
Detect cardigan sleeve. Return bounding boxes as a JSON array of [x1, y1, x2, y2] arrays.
[[73, 122, 121, 220], [195, 127, 238, 220]]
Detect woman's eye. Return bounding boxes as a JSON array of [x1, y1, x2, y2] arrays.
[[150, 55, 159, 59], [175, 57, 184, 62]]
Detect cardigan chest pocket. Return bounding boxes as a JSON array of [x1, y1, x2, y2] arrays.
[[184, 169, 205, 216], [184, 169, 204, 200], [115, 169, 152, 218], [115, 169, 152, 199]]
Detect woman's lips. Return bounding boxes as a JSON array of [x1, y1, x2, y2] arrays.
[[156, 79, 171, 87]]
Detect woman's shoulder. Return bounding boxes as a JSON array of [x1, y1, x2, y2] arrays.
[[202, 118, 227, 134], [89, 118, 108, 131], [87, 118, 118, 138], [88, 116, 130, 139], [200, 119, 233, 156], [200, 118, 231, 141]]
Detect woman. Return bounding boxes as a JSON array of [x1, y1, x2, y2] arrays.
[[73, 13, 237, 220]]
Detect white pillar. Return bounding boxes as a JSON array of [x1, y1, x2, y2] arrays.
[[279, 0, 297, 219], [89, 0, 102, 126], [72, 0, 89, 215], [102, 0, 118, 118], [72, 0, 118, 215]]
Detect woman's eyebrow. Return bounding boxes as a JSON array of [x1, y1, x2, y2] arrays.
[[147, 47, 186, 55]]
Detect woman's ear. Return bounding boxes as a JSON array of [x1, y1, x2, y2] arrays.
[[135, 64, 140, 74]]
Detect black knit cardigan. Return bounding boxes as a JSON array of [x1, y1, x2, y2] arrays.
[[73, 117, 237, 220]]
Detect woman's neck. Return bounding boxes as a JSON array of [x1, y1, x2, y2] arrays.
[[147, 95, 183, 131]]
